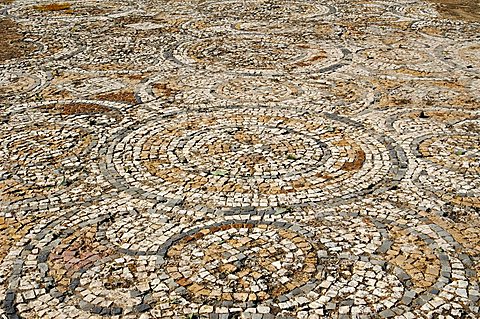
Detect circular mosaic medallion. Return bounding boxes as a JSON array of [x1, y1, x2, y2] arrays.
[[373, 78, 480, 110], [300, 77, 377, 115], [336, 1, 391, 20], [354, 40, 447, 75], [215, 77, 301, 103], [359, 46, 431, 66], [373, 108, 480, 210], [436, 42, 480, 73], [198, 0, 332, 20], [164, 222, 317, 303], [389, 3, 439, 19], [414, 134, 480, 208], [0, 100, 123, 208], [232, 20, 336, 38], [214, 76, 375, 113], [167, 35, 347, 74], [3, 202, 479, 318], [153, 215, 404, 316], [0, 124, 94, 203], [139, 72, 377, 116], [384, 109, 477, 133], [414, 21, 480, 40], [0, 71, 41, 98], [65, 36, 164, 73], [418, 134, 479, 174], [103, 107, 401, 208]]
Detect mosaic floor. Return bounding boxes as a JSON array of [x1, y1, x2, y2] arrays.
[[0, 0, 480, 318]]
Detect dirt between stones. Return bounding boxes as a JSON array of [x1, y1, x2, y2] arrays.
[[0, 18, 35, 63], [428, 0, 480, 21]]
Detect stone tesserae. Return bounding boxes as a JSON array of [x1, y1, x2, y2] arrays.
[[0, 0, 479, 318]]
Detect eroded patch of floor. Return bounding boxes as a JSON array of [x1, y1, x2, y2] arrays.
[[428, 0, 480, 21], [0, 18, 34, 63]]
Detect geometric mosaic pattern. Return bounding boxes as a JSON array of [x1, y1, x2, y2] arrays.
[[1, 0, 479, 318]]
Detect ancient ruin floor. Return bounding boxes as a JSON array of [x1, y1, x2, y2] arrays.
[[1, 0, 480, 318]]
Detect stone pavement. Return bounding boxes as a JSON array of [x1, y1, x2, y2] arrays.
[[0, 0, 479, 318]]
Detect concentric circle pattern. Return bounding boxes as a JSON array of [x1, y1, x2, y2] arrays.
[[1, 0, 480, 318], [103, 108, 399, 208], [375, 108, 480, 210], [4, 202, 479, 318], [0, 100, 123, 210], [419, 135, 479, 174], [198, 0, 332, 21], [372, 78, 480, 110], [0, 71, 41, 99], [164, 222, 318, 304], [216, 77, 302, 103], [353, 40, 451, 76], [437, 42, 480, 73], [167, 35, 347, 74], [0, 122, 92, 203], [415, 134, 480, 208], [139, 72, 377, 115]]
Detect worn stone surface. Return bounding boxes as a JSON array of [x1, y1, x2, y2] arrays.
[[0, 0, 479, 318]]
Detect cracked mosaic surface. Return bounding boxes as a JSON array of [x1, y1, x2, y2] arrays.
[[0, 0, 479, 318]]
